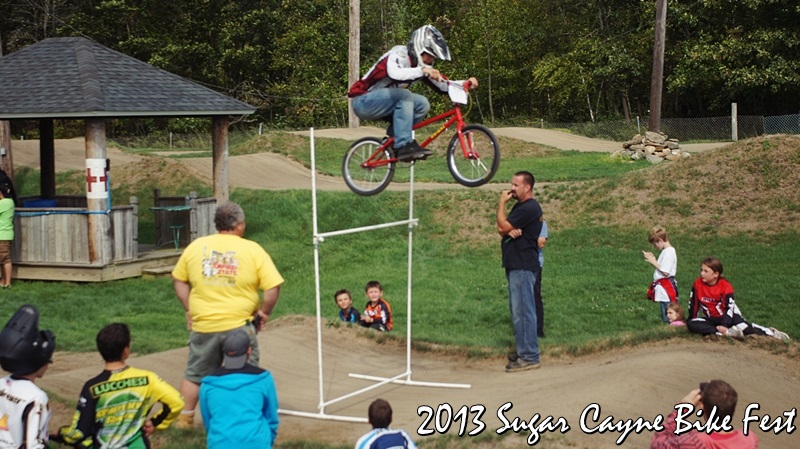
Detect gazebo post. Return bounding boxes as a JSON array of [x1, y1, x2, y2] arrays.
[[85, 119, 112, 264], [212, 116, 229, 202], [0, 121, 12, 179], [39, 119, 56, 198]]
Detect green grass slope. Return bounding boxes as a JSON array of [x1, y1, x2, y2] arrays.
[[2, 134, 798, 358]]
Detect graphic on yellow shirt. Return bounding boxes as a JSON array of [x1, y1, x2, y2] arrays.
[[202, 248, 239, 285], [96, 391, 145, 447]]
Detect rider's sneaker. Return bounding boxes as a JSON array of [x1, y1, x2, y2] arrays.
[[394, 141, 432, 162]]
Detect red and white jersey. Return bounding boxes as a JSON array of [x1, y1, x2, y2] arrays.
[[689, 277, 743, 320], [0, 375, 51, 449], [347, 45, 449, 98]]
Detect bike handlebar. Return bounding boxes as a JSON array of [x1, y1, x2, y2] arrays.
[[439, 73, 473, 92]]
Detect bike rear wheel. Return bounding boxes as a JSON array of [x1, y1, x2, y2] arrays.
[[446, 124, 500, 187], [343, 137, 396, 196]]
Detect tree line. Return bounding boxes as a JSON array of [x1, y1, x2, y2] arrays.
[[1, 0, 798, 130]]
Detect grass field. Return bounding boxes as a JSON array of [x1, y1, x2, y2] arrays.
[[3, 189, 798, 356], [3, 132, 799, 449], [4, 134, 799, 355]]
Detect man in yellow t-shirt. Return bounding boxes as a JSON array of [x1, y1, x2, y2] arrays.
[[171, 201, 284, 427]]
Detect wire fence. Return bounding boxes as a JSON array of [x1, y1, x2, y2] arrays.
[[106, 113, 800, 150], [764, 114, 800, 135], [542, 113, 800, 142]]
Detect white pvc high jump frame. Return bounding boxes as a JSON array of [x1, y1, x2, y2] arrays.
[[278, 129, 470, 423]]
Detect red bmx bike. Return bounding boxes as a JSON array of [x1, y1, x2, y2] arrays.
[[342, 81, 500, 196]]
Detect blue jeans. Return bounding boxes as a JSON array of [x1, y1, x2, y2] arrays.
[[507, 269, 539, 363], [659, 301, 669, 323], [351, 89, 430, 147]]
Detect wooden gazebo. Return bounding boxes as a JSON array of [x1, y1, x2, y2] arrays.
[[0, 37, 256, 281]]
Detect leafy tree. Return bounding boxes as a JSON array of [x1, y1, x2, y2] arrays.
[[2, 0, 799, 128], [667, 0, 800, 115]]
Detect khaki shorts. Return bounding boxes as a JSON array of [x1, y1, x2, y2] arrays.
[[184, 323, 260, 383], [0, 241, 11, 264]]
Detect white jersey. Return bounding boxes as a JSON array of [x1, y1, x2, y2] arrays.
[[0, 375, 50, 449], [653, 246, 677, 303], [347, 45, 452, 97]]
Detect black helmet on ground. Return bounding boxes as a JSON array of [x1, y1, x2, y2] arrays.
[[0, 304, 56, 375]]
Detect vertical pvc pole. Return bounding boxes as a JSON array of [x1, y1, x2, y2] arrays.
[[310, 128, 326, 414], [406, 162, 414, 379]]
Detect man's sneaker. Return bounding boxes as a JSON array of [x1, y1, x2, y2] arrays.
[[174, 411, 195, 429], [726, 327, 745, 341], [507, 352, 519, 362], [505, 359, 540, 373], [770, 327, 790, 341], [394, 141, 432, 162]]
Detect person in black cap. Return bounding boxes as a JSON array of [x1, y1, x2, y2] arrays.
[[0, 304, 56, 449], [199, 329, 279, 448]]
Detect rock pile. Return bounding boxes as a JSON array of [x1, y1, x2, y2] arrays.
[[613, 131, 690, 163]]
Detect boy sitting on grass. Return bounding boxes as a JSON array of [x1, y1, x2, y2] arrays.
[[56, 323, 184, 448], [360, 280, 393, 332], [335, 289, 361, 323]]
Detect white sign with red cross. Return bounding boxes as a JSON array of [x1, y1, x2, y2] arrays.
[[85, 158, 109, 200]]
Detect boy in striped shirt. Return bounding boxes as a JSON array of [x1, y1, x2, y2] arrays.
[[355, 399, 416, 449]]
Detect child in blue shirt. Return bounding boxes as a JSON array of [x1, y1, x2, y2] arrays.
[[335, 289, 361, 323]]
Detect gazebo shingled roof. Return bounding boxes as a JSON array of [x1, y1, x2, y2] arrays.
[[0, 36, 255, 119], [0, 37, 245, 279]]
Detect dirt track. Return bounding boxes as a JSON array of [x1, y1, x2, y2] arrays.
[[38, 318, 799, 448], [9, 128, 728, 192], [11, 131, 793, 448]]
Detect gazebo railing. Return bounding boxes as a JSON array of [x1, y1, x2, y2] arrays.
[[13, 196, 138, 264]]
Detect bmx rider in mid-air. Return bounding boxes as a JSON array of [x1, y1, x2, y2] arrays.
[[347, 24, 479, 162]]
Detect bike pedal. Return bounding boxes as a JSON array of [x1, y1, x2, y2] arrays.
[[411, 151, 431, 161]]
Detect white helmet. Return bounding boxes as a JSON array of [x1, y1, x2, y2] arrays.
[[408, 25, 451, 67]]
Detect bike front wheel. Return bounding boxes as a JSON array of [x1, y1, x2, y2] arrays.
[[446, 124, 500, 187], [343, 137, 396, 196]]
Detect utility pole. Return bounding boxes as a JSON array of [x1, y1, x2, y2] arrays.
[[648, 0, 667, 133], [348, 0, 360, 128]]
